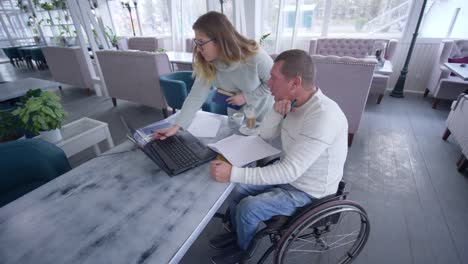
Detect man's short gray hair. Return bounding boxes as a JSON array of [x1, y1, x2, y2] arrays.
[[274, 49, 316, 88]]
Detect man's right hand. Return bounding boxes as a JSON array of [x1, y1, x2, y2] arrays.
[[152, 125, 180, 140], [273, 99, 296, 116]]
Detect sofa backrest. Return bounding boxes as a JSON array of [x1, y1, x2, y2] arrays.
[[312, 55, 377, 134], [127, 37, 163, 52], [310, 38, 398, 60], [97, 50, 171, 109], [450, 40, 468, 59], [42, 46, 93, 88]]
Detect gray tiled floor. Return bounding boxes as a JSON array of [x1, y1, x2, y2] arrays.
[[1, 62, 467, 264]]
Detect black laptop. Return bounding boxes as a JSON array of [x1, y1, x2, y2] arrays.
[[120, 116, 217, 176]]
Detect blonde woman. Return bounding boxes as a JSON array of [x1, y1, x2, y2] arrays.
[[153, 11, 274, 140]]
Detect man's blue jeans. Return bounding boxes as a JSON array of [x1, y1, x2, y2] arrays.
[[229, 183, 314, 251]]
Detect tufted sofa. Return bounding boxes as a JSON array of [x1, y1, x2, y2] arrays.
[[426, 40, 468, 109], [442, 93, 468, 172], [309, 38, 398, 104], [309, 38, 398, 60], [312, 55, 377, 146]]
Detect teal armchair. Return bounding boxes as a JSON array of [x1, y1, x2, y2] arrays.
[[160, 71, 227, 115], [0, 139, 71, 207]]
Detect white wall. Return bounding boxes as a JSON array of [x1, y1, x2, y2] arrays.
[[389, 39, 442, 93], [420, 0, 468, 38]]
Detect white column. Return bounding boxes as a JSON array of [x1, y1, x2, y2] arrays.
[[67, 0, 105, 96]]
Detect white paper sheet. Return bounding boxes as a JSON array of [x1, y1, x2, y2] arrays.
[[208, 134, 281, 167], [187, 113, 222, 138]]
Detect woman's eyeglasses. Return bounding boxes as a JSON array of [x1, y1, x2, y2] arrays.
[[193, 38, 214, 51]]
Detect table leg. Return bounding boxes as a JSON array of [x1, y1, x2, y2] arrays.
[[106, 128, 114, 149], [93, 144, 101, 156]]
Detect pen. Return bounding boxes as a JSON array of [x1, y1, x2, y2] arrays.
[[284, 99, 297, 118]]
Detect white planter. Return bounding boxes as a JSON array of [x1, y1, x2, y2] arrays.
[[39, 129, 63, 143]]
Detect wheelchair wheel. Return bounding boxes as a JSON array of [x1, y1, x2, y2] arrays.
[[275, 200, 370, 264]]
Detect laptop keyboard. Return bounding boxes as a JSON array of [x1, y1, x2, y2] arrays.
[[151, 137, 200, 168]]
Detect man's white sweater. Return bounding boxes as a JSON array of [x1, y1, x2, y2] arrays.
[[230, 89, 348, 198]]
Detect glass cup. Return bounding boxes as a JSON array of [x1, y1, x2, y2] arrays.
[[244, 105, 256, 129], [229, 112, 244, 128]]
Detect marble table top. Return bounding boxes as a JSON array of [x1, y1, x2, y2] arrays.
[[444, 62, 468, 81], [375, 60, 393, 76], [0, 78, 60, 102], [0, 112, 236, 264], [166, 51, 193, 64]]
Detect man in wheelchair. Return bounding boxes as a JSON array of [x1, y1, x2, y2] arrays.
[[210, 49, 349, 264]]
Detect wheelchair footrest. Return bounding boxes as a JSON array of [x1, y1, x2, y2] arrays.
[[209, 232, 237, 250]]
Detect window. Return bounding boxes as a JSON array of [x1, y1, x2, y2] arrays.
[[261, 0, 412, 53], [138, 0, 171, 36], [107, 0, 171, 37], [420, 0, 468, 38], [0, 0, 36, 48], [260, 0, 280, 54], [176, 0, 206, 38], [327, 0, 410, 37], [222, 0, 234, 24]]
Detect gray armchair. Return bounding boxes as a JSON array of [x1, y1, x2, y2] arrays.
[[312, 55, 377, 146], [308, 38, 398, 104], [443, 93, 468, 172], [127, 37, 164, 52], [96, 50, 171, 117], [41, 46, 93, 93], [426, 40, 468, 109]]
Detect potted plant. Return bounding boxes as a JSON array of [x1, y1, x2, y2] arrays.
[[259, 33, 271, 46], [0, 108, 24, 143], [104, 26, 120, 49], [12, 89, 67, 143]]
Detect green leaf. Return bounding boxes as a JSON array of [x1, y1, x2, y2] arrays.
[[42, 107, 56, 118]]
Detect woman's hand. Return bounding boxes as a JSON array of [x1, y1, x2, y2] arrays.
[[152, 125, 180, 140], [226, 94, 246, 106]]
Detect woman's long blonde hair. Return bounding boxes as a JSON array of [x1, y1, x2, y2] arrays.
[[192, 11, 258, 81]]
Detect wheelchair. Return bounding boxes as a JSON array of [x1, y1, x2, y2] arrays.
[[215, 181, 370, 264]]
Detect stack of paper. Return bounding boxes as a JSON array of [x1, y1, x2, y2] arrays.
[[187, 113, 221, 138], [208, 135, 281, 167]]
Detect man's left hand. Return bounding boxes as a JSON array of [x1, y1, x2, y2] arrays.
[[210, 160, 232, 182], [226, 94, 246, 106]]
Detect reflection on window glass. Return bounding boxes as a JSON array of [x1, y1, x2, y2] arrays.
[[139, 0, 171, 36], [222, 0, 234, 24], [108, 0, 170, 36], [421, 0, 468, 38]]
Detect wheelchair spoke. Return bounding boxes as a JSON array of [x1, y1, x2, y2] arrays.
[[278, 203, 371, 264], [314, 230, 360, 241]]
